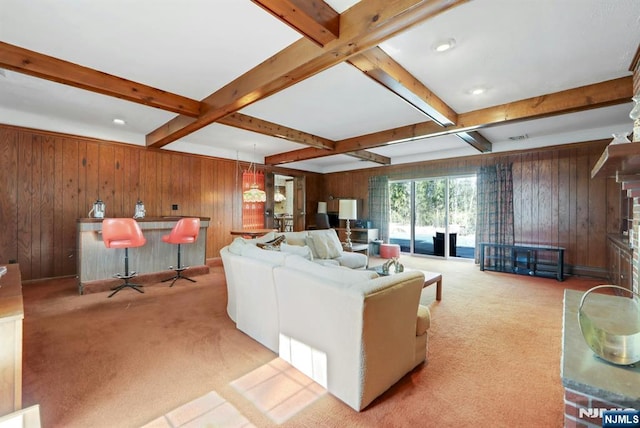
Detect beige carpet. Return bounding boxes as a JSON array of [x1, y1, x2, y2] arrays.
[[20, 256, 602, 427]]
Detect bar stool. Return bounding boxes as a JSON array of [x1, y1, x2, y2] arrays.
[[162, 218, 200, 287], [101, 218, 147, 298]]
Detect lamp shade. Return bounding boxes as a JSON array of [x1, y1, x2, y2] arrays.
[[338, 199, 357, 220], [317, 201, 327, 214]]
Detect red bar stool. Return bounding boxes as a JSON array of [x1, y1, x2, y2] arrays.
[[162, 218, 201, 287], [101, 218, 147, 298]]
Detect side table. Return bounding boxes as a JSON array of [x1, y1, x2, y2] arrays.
[[344, 243, 370, 267]]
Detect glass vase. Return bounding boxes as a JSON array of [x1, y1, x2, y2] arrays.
[[630, 96, 640, 121]]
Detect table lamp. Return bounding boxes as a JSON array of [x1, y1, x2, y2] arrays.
[[339, 199, 357, 249]]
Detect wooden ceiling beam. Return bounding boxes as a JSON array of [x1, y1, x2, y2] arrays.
[[346, 150, 391, 164], [219, 112, 335, 150], [265, 76, 632, 164], [456, 131, 492, 153], [0, 41, 201, 117], [251, 0, 340, 47], [146, 0, 470, 149], [348, 46, 457, 125]]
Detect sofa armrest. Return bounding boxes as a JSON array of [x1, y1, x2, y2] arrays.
[[273, 267, 424, 411]]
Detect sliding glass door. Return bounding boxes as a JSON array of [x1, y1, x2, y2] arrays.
[[389, 175, 476, 258]]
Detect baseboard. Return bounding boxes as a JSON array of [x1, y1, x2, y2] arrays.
[[565, 264, 609, 280]]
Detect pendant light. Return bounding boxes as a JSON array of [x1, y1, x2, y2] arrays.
[[242, 145, 266, 203]]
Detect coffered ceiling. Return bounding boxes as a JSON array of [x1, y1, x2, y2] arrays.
[[0, 0, 638, 173]]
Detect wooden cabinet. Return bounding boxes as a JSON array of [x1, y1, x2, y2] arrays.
[[607, 235, 633, 292], [0, 264, 23, 415], [335, 228, 378, 244]]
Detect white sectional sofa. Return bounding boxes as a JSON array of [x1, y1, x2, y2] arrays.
[[220, 229, 431, 411]]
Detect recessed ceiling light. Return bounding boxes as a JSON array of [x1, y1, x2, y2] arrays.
[[469, 87, 487, 96], [113, 118, 126, 126], [432, 38, 456, 53]]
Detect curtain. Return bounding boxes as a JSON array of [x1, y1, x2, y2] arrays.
[[368, 175, 390, 243], [475, 164, 514, 266]]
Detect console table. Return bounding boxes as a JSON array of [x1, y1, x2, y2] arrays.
[[479, 242, 565, 281]]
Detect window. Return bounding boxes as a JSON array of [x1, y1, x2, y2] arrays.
[[389, 176, 476, 258]]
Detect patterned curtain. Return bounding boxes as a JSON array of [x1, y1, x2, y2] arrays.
[[475, 164, 514, 266], [368, 175, 389, 242]]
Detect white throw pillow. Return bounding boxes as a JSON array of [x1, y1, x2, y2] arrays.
[[228, 237, 246, 255], [280, 243, 314, 260], [304, 237, 319, 258], [310, 233, 342, 259], [282, 231, 308, 246]]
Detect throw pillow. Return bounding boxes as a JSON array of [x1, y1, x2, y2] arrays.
[[257, 235, 285, 250], [311, 234, 342, 259], [228, 237, 246, 255], [280, 243, 313, 260], [282, 231, 308, 247], [304, 236, 319, 258]]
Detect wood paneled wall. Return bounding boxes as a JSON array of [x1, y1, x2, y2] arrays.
[[0, 124, 320, 281], [323, 139, 618, 277], [0, 122, 618, 280]]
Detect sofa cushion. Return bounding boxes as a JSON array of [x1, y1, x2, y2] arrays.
[[416, 304, 431, 335], [283, 255, 378, 284], [281, 231, 308, 247], [280, 243, 313, 260], [334, 253, 368, 269]]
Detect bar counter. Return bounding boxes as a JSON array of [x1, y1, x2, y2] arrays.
[[77, 217, 209, 294]]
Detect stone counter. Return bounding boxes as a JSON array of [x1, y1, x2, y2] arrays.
[[76, 217, 209, 294], [561, 289, 640, 426]]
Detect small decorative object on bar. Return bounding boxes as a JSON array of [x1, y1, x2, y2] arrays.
[[133, 199, 146, 219], [611, 132, 631, 144], [578, 285, 640, 366], [88, 198, 105, 218], [339, 199, 357, 250]]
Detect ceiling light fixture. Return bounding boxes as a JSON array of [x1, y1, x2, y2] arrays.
[[242, 144, 266, 203], [469, 87, 487, 96], [112, 118, 126, 126], [432, 38, 456, 53]]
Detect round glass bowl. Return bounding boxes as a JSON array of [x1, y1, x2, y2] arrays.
[[578, 285, 640, 366]]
